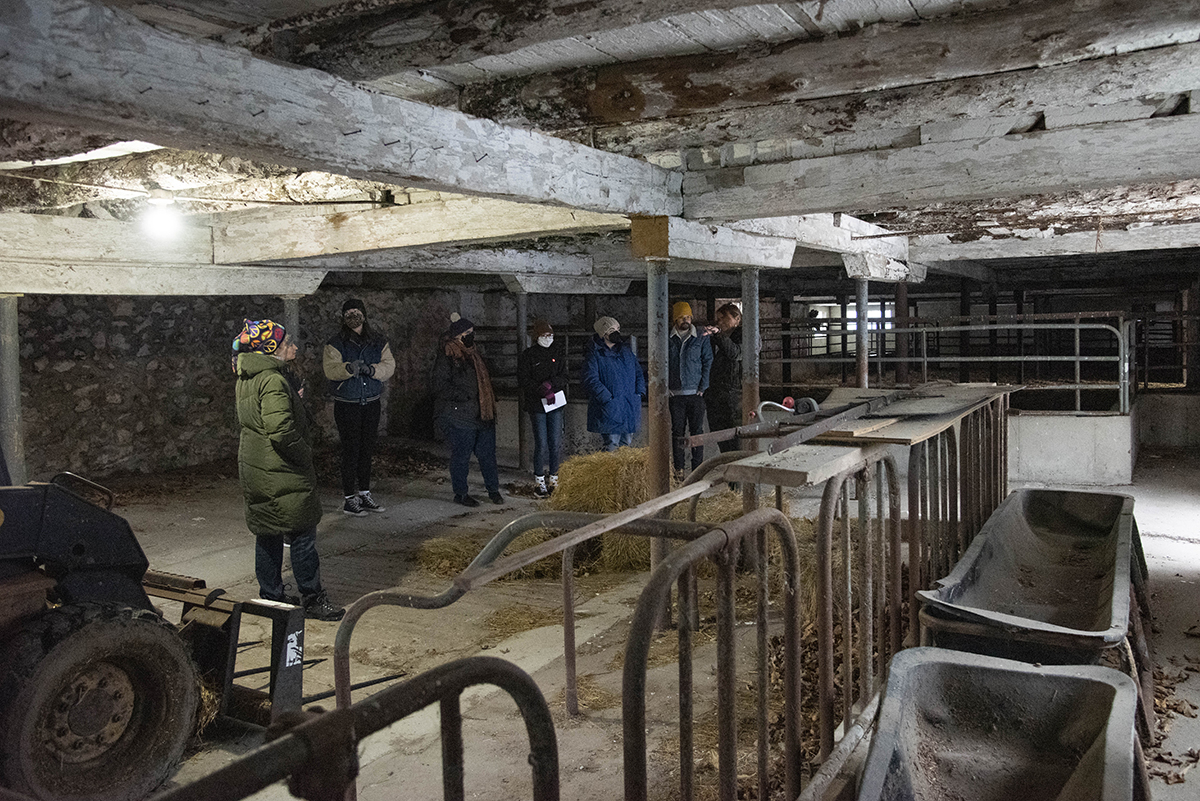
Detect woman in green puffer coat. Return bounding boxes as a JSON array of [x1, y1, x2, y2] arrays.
[[233, 318, 343, 622]]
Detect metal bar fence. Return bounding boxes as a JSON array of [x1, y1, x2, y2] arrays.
[[150, 656, 560, 801]]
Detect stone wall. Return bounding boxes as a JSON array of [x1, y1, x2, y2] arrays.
[[14, 288, 645, 480]]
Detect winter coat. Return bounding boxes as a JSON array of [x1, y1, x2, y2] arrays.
[[668, 325, 713, 395], [235, 351, 322, 537], [431, 346, 494, 430], [517, 342, 568, 414], [323, 328, 396, 404], [708, 326, 743, 396], [581, 334, 646, 434]]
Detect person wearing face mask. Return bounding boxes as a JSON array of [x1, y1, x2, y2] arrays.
[[582, 316, 647, 452], [517, 319, 567, 497], [323, 298, 396, 517], [233, 319, 344, 621], [432, 313, 504, 507], [667, 301, 713, 479]]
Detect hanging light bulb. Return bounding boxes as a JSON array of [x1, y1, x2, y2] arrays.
[[142, 190, 182, 239], [145, 188, 175, 206]]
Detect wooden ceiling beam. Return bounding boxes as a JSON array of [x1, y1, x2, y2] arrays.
[[461, 0, 1200, 128], [684, 115, 1200, 221], [912, 222, 1200, 262], [0, 0, 681, 217]]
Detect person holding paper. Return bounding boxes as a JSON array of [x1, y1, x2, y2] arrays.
[[517, 319, 567, 497]]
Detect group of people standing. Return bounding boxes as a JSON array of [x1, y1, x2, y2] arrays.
[[229, 299, 743, 618]]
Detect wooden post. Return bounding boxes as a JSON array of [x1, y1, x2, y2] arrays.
[[895, 281, 909, 386], [0, 295, 26, 484]]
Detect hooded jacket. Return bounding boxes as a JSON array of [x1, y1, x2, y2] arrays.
[[235, 352, 322, 536], [581, 334, 646, 434]]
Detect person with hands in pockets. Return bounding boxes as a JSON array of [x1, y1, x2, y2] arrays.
[[323, 297, 396, 517], [517, 319, 567, 497]]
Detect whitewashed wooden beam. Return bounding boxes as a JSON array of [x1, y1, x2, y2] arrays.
[[916, 260, 996, 284], [271, 246, 598, 274], [730, 214, 908, 261], [0, 213, 213, 264], [502, 275, 633, 295], [594, 41, 1200, 157], [214, 198, 628, 263], [0, 260, 325, 295], [842, 253, 924, 284], [630, 216, 795, 268], [911, 222, 1200, 262], [464, 0, 1200, 128], [685, 115, 1200, 221], [0, 0, 681, 217]]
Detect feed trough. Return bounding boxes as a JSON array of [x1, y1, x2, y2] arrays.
[[857, 648, 1138, 801], [918, 489, 1134, 664]]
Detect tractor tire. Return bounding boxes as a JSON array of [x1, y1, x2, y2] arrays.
[[0, 603, 200, 801]]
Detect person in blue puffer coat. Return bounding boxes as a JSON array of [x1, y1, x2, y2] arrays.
[[323, 298, 396, 517], [581, 316, 646, 451]]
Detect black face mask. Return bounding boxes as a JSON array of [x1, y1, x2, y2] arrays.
[[462, 333, 475, 348], [607, 332, 624, 345]]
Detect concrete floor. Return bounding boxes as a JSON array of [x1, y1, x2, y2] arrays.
[[113, 442, 1200, 800]]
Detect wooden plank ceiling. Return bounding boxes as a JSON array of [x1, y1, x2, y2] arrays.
[[1, 0, 1199, 295]]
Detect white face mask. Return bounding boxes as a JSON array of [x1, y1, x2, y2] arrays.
[[537, 335, 553, 348]]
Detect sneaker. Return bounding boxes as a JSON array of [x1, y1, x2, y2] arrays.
[[304, 592, 345, 622], [454, 493, 481, 507], [534, 477, 550, 498], [357, 490, 385, 513], [262, 593, 301, 606], [489, 490, 505, 505], [547, 474, 558, 492], [342, 495, 367, 517]]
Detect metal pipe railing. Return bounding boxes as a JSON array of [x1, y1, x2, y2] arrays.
[[622, 508, 803, 801], [151, 656, 560, 801]]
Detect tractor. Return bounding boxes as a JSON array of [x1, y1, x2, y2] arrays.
[[0, 460, 307, 801]]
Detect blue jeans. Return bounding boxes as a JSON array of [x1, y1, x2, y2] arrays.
[[255, 526, 323, 602], [442, 420, 499, 496], [601, 432, 633, 451], [530, 409, 563, 476]]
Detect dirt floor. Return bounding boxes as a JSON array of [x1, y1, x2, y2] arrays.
[[99, 440, 1200, 800]]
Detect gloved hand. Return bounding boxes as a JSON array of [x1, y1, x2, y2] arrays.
[[348, 360, 365, 376], [359, 362, 375, 377], [540, 381, 555, 402]]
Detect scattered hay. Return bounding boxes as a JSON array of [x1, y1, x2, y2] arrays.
[[482, 602, 563, 644], [416, 527, 603, 580], [558, 673, 622, 712], [608, 626, 719, 672], [196, 680, 221, 734]]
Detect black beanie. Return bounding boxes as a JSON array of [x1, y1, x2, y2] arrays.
[[342, 297, 366, 315]]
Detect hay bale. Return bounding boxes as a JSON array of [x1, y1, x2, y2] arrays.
[[416, 528, 595, 580], [544, 447, 651, 514]]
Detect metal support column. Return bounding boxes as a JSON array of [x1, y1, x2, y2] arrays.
[[516, 292, 530, 473], [742, 269, 761, 431], [895, 281, 909, 386], [855, 277, 869, 388], [959, 280, 972, 383], [780, 294, 792, 385], [0, 295, 26, 484], [838, 294, 849, 384], [646, 260, 672, 500], [281, 296, 301, 346], [988, 289, 999, 384]]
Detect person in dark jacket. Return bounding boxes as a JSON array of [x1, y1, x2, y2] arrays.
[[703, 303, 743, 453], [323, 298, 396, 517], [517, 319, 567, 497], [233, 318, 343, 621], [581, 316, 646, 451], [668, 302, 713, 476], [432, 314, 504, 507]]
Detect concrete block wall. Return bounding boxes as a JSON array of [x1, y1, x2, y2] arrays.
[[1137, 393, 1200, 447], [1007, 410, 1137, 486]]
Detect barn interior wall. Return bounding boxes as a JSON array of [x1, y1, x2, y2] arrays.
[[14, 287, 641, 480]]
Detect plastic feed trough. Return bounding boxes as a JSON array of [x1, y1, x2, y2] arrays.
[[918, 489, 1134, 664], [857, 648, 1138, 801]]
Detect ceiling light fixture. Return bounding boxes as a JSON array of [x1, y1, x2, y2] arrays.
[[145, 188, 175, 206]]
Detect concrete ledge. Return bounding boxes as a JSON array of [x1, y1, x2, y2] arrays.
[[1008, 411, 1135, 486]]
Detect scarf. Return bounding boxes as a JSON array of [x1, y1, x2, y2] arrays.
[[445, 339, 495, 422]]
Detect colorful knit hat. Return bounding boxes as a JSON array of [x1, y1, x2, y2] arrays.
[[231, 318, 286, 372]]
